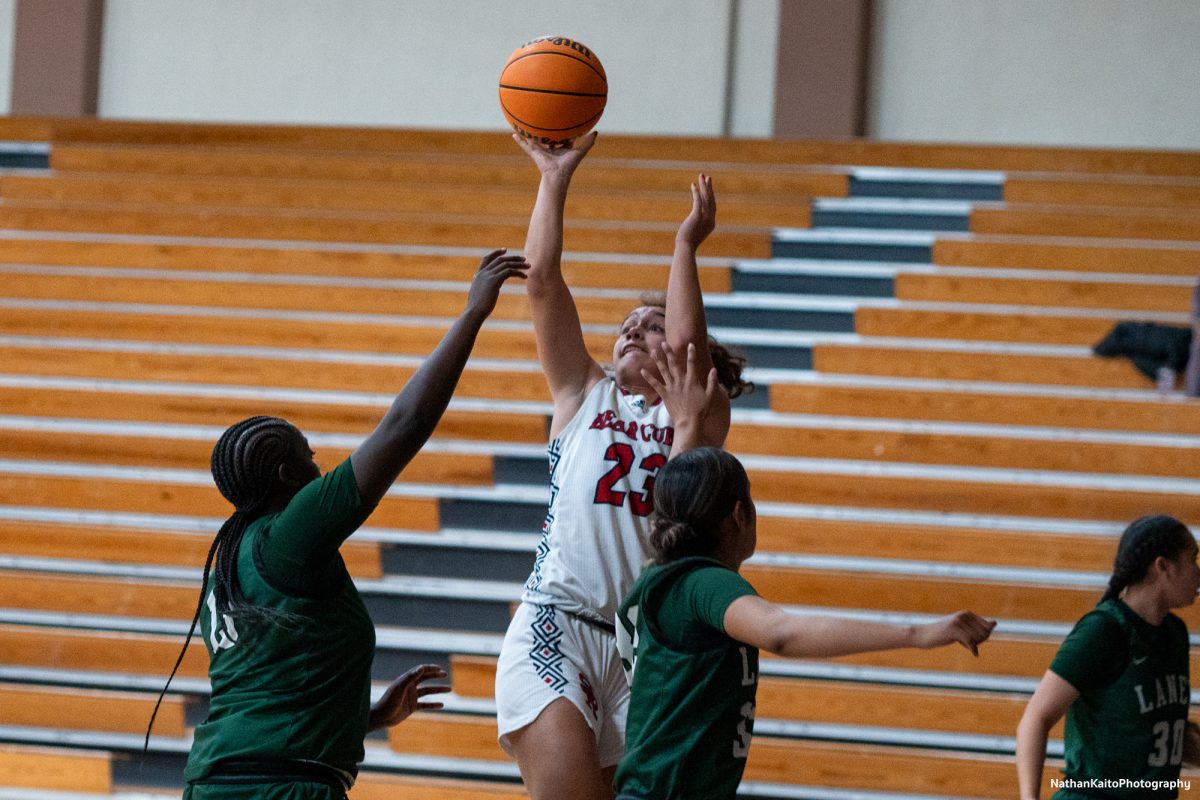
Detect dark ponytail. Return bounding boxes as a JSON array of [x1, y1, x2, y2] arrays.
[[146, 416, 302, 749], [1102, 515, 1194, 603], [650, 447, 750, 564]]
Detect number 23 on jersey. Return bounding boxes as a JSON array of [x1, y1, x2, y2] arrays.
[[593, 443, 666, 517]]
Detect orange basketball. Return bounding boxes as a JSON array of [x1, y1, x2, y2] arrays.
[[499, 36, 607, 146]]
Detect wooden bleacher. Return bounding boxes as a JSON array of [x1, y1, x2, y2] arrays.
[[0, 117, 1198, 799]]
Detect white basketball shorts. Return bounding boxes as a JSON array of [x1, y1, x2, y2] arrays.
[[495, 601, 629, 767]]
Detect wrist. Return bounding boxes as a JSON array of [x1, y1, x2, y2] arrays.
[[541, 171, 574, 191], [905, 623, 921, 648], [670, 416, 703, 434], [460, 306, 489, 329]]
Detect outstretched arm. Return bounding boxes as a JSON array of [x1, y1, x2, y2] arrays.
[[1016, 671, 1078, 800], [724, 595, 996, 659], [350, 249, 528, 505], [667, 174, 729, 446], [514, 133, 605, 434]]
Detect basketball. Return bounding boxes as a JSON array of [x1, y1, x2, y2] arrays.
[[498, 36, 607, 146]]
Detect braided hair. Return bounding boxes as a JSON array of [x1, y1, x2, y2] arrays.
[[649, 447, 750, 565], [1101, 515, 1194, 603], [145, 416, 304, 749], [636, 293, 755, 399]]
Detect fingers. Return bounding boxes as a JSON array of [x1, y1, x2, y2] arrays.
[[684, 341, 698, 376], [478, 249, 530, 274], [649, 341, 677, 378], [950, 611, 996, 657], [661, 341, 681, 378], [400, 664, 448, 683], [640, 368, 666, 397], [478, 247, 507, 266], [574, 131, 598, 155], [512, 134, 537, 157]]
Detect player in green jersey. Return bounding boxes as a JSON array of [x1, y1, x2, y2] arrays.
[[613, 344, 996, 800], [1017, 515, 1200, 799], [145, 249, 529, 799]]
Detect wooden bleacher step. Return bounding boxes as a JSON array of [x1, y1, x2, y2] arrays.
[[0, 234, 735, 293], [0, 683, 188, 737], [7, 117, 1196, 174], [0, 199, 773, 259], [933, 235, 1200, 276], [387, 711, 1022, 797], [0, 743, 112, 793], [1003, 172, 1200, 209], [0, 171, 813, 228], [45, 142, 851, 197]]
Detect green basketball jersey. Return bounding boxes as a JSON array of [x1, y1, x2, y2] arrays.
[[1050, 598, 1191, 799], [185, 458, 376, 783], [615, 557, 758, 800]]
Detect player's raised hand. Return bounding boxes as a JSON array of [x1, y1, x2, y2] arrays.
[[369, 664, 451, 730], [642, 341, 719, 433], [913, 611, 997, 656], [513, 130, 597, 182], [677, 173, 716, 250], [465, 248, 529, 320]]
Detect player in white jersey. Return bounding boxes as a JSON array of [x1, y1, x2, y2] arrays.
[[495, 131, 752, 800]]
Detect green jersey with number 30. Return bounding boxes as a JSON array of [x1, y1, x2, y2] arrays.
[[1050, 598, 1190, 799], [615, 557, 758, 800], [184, 458, 376, 783]]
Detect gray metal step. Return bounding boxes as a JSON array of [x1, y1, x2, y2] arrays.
[[849, 167, 1005, 201], [772, 229, 934, 263], [731, 259, 897, 297], [706, 296, 858, 333], [810, 198, 972, 232], [0, 143, 50, 170]]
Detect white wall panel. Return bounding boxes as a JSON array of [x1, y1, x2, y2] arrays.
[[97, 0, 779, 137], [868, 0, 1200, 148], [0, 0, 16, 114]]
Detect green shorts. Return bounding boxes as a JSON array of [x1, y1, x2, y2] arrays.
[[183, 782, 344, 800]]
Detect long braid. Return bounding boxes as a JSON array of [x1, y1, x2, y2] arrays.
[[209, 416, 299, 616], [143, 532, 221, 752], [1101, 515, 1193, 603], [144, 416, 300, 750]]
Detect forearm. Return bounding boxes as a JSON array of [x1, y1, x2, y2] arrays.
[[353, 308, 484, 493], [1015, 713, 1050, 799], [665, 238, 711, 363], [378, 310, 485, 445], [525, 175, 570, 294], [668, 419, 704, 458], [773, 615, 915, 659]]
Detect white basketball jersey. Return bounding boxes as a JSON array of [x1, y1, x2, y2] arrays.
[[523, 377, 674, 624]]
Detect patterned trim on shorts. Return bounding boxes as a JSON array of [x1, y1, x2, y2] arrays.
[[529, 604, 569, 692]]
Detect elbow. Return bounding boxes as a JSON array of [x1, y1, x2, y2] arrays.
[[764, 633, 793, 658], [761, 619, 799, 657]]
